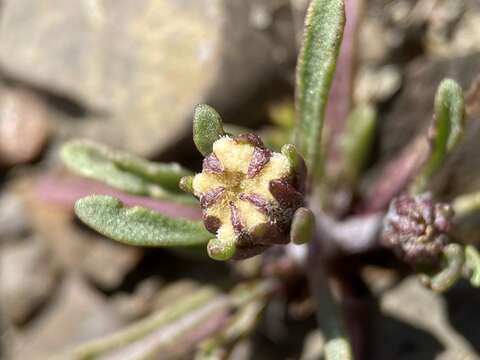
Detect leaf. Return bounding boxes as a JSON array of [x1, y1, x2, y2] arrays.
[[75, 195, 211, 247], [419, 244, 465, 293], [290, 207, 315, 245], [74, 285, 224, 359], [61, 140, 195, 203], [413, 79, 466, 193], [193, 104, 225, 156], [294, 0, 345, 186], [452, 191, 480, 218], [337, 103, 377, 186], [465, 245, 480, 287]]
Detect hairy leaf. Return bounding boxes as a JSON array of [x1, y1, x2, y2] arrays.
[[193, 104, 225, 156], [294, 0, 345, 186], [338, 103, 377, 186], [61, 140, 194, 203], [465, 245, 480, 287], [75, 195, 211, 247], [413, 79, 465, 193], [74, 286, 223, 359], [290, 207, 315, 244], [419, 244, 465, 293]]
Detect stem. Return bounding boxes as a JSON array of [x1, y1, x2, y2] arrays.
[[307, 239, 352, 360], [362, 135, 429, 213]]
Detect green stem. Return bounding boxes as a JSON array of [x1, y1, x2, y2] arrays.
[[308, 241, 352, 360]]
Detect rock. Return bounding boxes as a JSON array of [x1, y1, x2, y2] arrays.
[[0, 0, 295, 156], [373, 277, 478, 359], [0, 191, 29, 242], [0, 236, 59, 325], [12, 275, 125, 359], [13, 176, 142, 290], [0, 87, 49, 167], [426, 0, 480, 58], [112, 277, 163, 321]]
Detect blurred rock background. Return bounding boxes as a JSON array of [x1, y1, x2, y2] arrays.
[[0, 0, 479, 359]]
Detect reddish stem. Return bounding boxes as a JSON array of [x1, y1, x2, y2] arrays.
[[361, 136, 430, 213], [35, 174, 202, 221]]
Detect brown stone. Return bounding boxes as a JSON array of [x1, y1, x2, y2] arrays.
[[0, 88, 49, 166]]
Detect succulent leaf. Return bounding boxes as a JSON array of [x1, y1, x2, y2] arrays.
[[337, 103, 377, 187], [74, 286, 222, 359], [193, 104, 226, 156], [61, 140, 195, 203], [419, 244, 464, 293], [413, 79, 466, 193], [294, 0, 345, 187], [290, 207, 315, 244], [75, 195, 211, 247], [465, 245, 480, 287]]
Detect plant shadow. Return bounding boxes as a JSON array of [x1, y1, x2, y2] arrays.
[[444, 280, 480, 355], [370, 311, 444, 360]]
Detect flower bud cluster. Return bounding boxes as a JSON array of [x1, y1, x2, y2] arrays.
[[382, 193, 453, 267], [192, 134, 305, 260]]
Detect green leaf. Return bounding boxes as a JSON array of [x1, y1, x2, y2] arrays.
[[193, 104, 225, 156], [338, 103, 377, 187], [465, 245, 480, 287], [419, 244, 465, 293], [294, 0, 345, 186], [413, 79, 466, 193], [61, 140, 195, 203], [75, 195, 211, 247], [74, 285, 221, 359], [452, 191, 480, 218], [290, 207, 315, 245]]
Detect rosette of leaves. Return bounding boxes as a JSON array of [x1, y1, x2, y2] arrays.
[[59, 0, 480, 358]]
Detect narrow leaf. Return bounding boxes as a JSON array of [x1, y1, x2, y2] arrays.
[[413, 79, 465, 193], [465, 245, 480, 287], [74, 286, 223, 359], [61, 140, 195, 203], [337, 103, 376, 186], [75, 195, 211, 247], [453, 191, 480, 218], [294, 0, 345, 186], [419, 244, 465, 293], [193, 104, 225, 156]]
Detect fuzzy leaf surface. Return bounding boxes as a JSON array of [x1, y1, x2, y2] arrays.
[[75, 195, 211, 247], [193, 104, 225, 156], [61, 140, 194, 202], [294, 0, 345, 186], [414, 79, 465, 192], [338, 103, 376, 186]]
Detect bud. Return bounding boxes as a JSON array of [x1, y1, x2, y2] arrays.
[[381, 193, 454, 267], [189, 134, 306, 260]]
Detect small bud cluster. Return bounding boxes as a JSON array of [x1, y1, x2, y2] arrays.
[[191, 134, 305, 260], [381, 193, 454, 267]]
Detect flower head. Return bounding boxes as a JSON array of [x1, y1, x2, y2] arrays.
[[191, 134, 305, 260], [381, 193, 454, 267]]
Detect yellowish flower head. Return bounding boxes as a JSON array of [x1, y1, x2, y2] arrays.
[[191, 134, 304, 260]]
